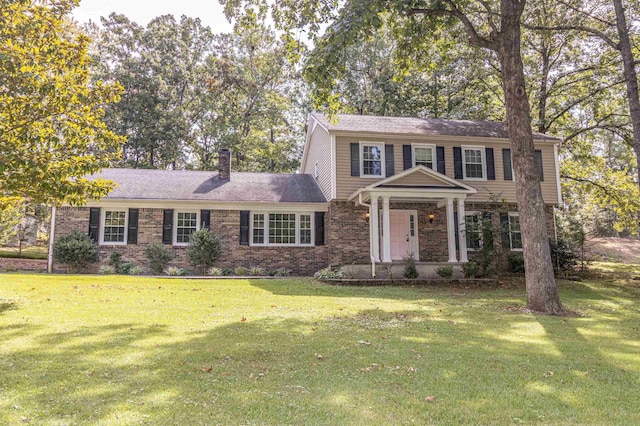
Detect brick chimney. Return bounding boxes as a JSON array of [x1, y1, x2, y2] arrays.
[[218, 148, 231, 181]]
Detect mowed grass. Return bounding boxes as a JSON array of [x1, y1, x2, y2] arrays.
[[0, 267, 639, 425]]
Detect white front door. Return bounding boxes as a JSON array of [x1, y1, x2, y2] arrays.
[[389, 210, 411, 261]]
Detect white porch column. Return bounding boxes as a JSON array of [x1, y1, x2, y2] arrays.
[[457, 198, 468, 262], [446, 198, 458, 262], [381, 196, 391, 262], [370, 196, 380, 262]]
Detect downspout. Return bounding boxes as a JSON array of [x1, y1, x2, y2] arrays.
[[357, 192, 376, 278], [47, 206, 56, 273]]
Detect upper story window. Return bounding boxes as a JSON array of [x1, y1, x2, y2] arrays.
[[462, 146, 486, 180], [508, 213, 522, 251], [361, 142, 385, 177], [175, 211, 199, 245], [250, 212, 313, 246], [101, 210, 127, 245], [412, 144, 435, 169]]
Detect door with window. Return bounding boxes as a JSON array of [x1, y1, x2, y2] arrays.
[[389, 210, 418, 261]]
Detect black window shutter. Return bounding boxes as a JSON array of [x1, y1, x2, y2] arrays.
[[454, 211, 459, 251], [201, 209, 210, 230], [240, 210, 249, 245], [385, 144, 394, 177], [350, 143, 360, 176], [315, 212, 325, 246], [88, 208, 100, 242], [486, 148, 495, 180], [482, 212, 494, 250], [436, 146, 446, 174], [535, 150, 544, 181], [403, 145, 412, 170], [500, 213, 510, 249], [162, 209, 173, 245], [503, 149, 513, 180], [127, 208, 138, 245], [453, 147, 463, 179]]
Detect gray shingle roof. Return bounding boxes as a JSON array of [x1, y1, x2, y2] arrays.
[[312, 113, 561, 141], [94, 168, 327, 203]]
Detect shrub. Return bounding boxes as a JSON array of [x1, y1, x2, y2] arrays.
[[249, 266, 266, 276], [234, 266, 247, 276], [128, 265, 144, 275], [165, 266, 187, 276], [207, 267, 223, 276], [108, 252, 123, 270], [118, 262, 134, 274], [403, 255, 419, 279], [550, 238, 578, 276], [221, 267, 234, 276], [144, 243, 173, 275], [272, 267, 291, 277], [507, 252, 525, 273], [462, 261, 479, 278], [53, 230, 99, 273], [436, 265, 453, 279], [98, 265, 116, 275], [313, 267, 348, 279], [186, 229, 222, 275]]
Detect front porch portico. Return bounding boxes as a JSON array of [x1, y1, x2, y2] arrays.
[[349, 166, 477, 268]]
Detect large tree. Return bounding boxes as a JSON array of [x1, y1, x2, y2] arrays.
[[0, 0, 123, 206], [224, 0, 565, 314]]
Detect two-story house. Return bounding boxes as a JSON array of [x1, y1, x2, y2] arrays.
[[48, 113, 562, 276]]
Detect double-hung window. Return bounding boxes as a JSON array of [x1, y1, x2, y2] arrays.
[[175, 211, 199, 245], [412, 144, 435, 169], [101, 210, 127, 244], [462, 146, 486, 180], [360, 143, 385, 177], [251, 213, 313, 246], [465, 212, 482, 250], [508, 213, 523, 251]]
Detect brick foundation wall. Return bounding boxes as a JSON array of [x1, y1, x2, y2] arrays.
[[53, 207, 329, 275]]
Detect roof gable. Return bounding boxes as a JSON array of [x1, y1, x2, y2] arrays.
[[365, 165, 477, 192]]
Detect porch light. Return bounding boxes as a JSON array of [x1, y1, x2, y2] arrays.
[[428, 213, 435, 224], [365, 212, 370, 221]]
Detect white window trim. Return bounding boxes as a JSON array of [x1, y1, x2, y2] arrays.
[[508, 212, 523, 252], [465, 211, 482, 252], [173, 210, 200, 246], [412, 143, 436, 168], [100, 209, 128, 246], [250, 212, 314, 247], [462, 145, 487, 181], [360, 141, 386, 178]]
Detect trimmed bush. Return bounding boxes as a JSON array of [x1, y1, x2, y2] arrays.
[[462, 261, 479, 278], [53, 230, 99, 273], [144, 243, 173, 275], [436, 265, 453, 279], [186, 229, 222, 275], [403, 255, 419, 279]]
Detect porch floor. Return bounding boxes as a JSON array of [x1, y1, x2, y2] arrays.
[[341, 262, 464, 279]]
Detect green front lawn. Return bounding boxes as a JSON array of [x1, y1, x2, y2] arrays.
[[0, 268, 639, 424], [0, 245, 48, 259]]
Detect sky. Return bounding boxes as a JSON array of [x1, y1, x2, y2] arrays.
[[72, 0, 234, 32]]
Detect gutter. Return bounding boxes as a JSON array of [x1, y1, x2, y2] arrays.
[[356, 192, 376, 278], [47, 206, 56, 273]]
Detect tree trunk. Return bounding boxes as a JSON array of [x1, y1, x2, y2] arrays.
[[612, 0, 640, 189], [499, 0, 564, 314]]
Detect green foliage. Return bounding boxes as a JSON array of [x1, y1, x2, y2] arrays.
[[0, 204, 22, 246], [436, 265, 454, 279], [550, 238, 578, 276], [234, 266, 248, 276], [98, 265, 116, 275], [313, 267, 348, 279], [165, 266, 187, 276], [207, 267, 223, 276], [221, 267, 234, 276], [108, 252, 123, 269], [271, 268, 291, 277], [128, 265, 144, 275], [0, 0, 124, 206], [462, 261, 479, 279], [186, 229, 222, 275], [507, 253, 526, 274], [249, 266, 266, 276], [53, 230, 99, 273], [403, 255, 419, 279], [143, 243, 174, 275]]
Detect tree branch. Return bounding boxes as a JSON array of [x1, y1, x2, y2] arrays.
[[524, 23, 620, 50]]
